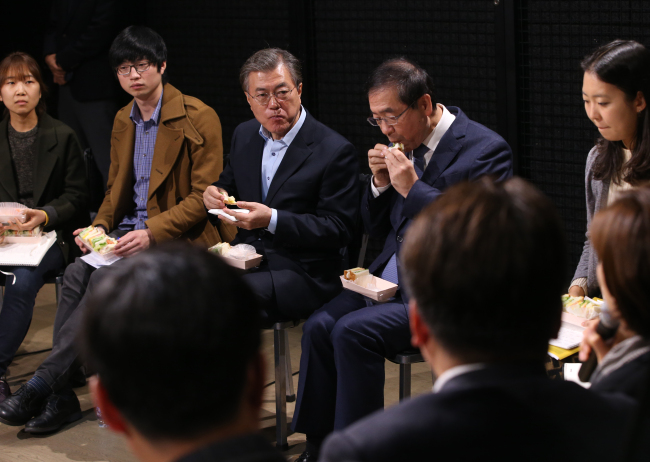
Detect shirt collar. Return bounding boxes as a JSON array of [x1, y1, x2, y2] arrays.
[[422, 104, 455, 154], [258, 105, 307, 146], [130, 89, 164, 126], [432, 362, 487, 393]]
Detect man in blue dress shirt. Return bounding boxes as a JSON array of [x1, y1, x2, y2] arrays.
[[204, 48, 359, 322]]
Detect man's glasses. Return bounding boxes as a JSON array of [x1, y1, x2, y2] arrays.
[[367, 101, 416, 127], [117, 62, 151, 76], [247, 87, 295, 106]]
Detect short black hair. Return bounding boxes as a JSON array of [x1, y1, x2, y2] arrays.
[[401, 177, 567, 361], [239, 48, 302, 92], [109, 26, 168, 83], [81, 243, 261, 440], [365, 57, 436, 106]]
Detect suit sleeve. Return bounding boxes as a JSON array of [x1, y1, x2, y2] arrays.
[[361, 182, 395, 239], [402, 137, 513, 220], [38, 128, 89, 228], [273, 141, 359, 249], [145, 106, 223, 242], [55, 0, 119, 71]]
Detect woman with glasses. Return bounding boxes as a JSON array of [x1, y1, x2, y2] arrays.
[[570, 40, 650, 298], [0, 52, 88, 402]]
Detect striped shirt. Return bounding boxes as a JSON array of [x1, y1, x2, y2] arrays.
[[118, 91, 163, 231]]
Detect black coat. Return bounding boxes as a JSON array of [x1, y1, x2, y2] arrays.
[[0, 114, 89, 263], [43, 0, 123, 102]]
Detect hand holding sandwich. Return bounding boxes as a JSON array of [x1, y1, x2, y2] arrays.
[[218, 201, 272, 230], [384, 146, 419, 198], [368, 143, 391, 188]]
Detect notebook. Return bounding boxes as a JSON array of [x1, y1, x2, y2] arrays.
[[0, 231, 57, 266]]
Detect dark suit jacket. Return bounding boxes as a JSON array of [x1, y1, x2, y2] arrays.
[[175, 433, 285, 462], [320, 363, 639, 462], [212, 111, 359, 318], [0, 114, 89, 263], [363, 106, 513, 303], [591, 350, 650, 403], [43, 0, 122, 102]]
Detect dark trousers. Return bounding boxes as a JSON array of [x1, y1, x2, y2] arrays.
[[0, 244, 64, 377], [34, 231, 126, 391], [291, 289, 411, 436], [58, 85, 117, 188]]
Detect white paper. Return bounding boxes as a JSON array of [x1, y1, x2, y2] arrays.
[[564, 363, 591, 388], [0, 231, 57, 266], [208, 208, 250, 222], [549, 322, 584, 350], [81, 251, 122, 268]]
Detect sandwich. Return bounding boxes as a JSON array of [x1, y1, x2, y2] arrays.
[[210, 242, 231, 256], [391, 142, 405, 152], [78, 226, 117, 255], [344, 267, 369, 281]]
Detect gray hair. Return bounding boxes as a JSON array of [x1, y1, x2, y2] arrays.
[[239, 48, 303, 92]]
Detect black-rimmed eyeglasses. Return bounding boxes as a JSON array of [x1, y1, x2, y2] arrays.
[[117, 62, 151, 76]]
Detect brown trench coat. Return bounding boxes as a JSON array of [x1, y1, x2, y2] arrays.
[[93, 83, 223, 247]]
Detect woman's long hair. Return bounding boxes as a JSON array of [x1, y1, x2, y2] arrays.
[[582, 40, 650, 186]]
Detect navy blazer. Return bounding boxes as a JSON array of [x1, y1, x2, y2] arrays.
[[321, 363, 640, 462], [212, 111, 359, 318], [362, 106, 513, 302]]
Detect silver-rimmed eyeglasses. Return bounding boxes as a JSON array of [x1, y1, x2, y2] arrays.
[[246, 87, 295, 106], [117, 62, 151, 76], [367, 101, 416, 127]]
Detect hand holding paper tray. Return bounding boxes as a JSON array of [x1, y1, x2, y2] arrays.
[[208, 208, 250, 222]]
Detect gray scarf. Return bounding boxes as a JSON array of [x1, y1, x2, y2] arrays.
[[591, 335, 650, 384]]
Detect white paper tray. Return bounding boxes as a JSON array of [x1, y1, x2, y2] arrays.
[[340, 275, 398, 302], [221, 253, 263, 270]]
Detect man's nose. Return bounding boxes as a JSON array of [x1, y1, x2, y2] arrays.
[[129, 67, 141, 78], [379, 121, 394, 136], [267, 95, 280, 109]]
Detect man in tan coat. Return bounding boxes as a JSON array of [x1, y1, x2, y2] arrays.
[[0, 26, 223, 434]]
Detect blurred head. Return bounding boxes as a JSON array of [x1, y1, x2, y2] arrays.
[[109, 26, 168, 100], [81, 243, 263, 442], [581, 40, 650, 184], [240, 48, 303, 139], [591, 188, 650, 338], [366, 57, 437, 153], [401, 177, 567, 362], [0, 52, 47, 118]]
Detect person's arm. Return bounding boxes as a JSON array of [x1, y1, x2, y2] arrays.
[[145, 105, 223, 243], [54, 0, 119, 71], [271, 141, 359, 249], [402, 137, 512, 219]]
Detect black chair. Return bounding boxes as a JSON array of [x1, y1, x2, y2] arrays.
[[0, 271, 63, 307], [386, 349, 426, 400]]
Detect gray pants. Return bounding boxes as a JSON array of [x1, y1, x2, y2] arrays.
[[34, 230, 127, 391]]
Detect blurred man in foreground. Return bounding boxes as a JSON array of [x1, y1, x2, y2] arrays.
[[320, 177, 641, 462], [82, 244, 285, 462]]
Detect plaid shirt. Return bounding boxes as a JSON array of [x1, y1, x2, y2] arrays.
[[118, 91, 163, 231]]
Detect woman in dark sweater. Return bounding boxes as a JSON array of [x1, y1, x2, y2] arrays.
[[580, 188, 650, 401], [0, 52, 88, 402]]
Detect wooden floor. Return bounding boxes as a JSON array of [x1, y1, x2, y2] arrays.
[[0, 285, 433, 462]]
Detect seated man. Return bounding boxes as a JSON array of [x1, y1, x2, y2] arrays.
[[0, 26, 223, 433], [320, 178, 640, 462], [82, 244, 285, 462], [203, 48, 359, 322], [291, 57, 513, 460]]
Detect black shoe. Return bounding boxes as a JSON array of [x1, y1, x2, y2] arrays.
[[295, 451, 318, 462], [0, 383, 48, 426], [0, 379, 10, 404], [24, 389, 82, 434]]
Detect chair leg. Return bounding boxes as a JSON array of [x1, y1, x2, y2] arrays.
[[284, 329, 296, 402], [399, 363, 412, 401], [274, 327, 289, 450], [55, 276, 63, 307]]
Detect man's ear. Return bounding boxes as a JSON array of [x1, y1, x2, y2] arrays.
[[159, 61, 167, 75], [409, 300, 430, 348], [89, 376, 130, 435], [419, 93, 433, 117]]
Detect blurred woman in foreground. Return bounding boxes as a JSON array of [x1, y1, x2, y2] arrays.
[[580, 188, 650, 399]]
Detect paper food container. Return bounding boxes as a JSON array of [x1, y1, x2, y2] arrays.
[[221, 253, 263, 270], [2, 226, 43, 244], [340, 275, 398, 302]]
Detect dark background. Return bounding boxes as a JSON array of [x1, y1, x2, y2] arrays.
[[9, 0, 650, 279]]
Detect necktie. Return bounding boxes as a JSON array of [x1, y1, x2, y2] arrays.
[[380, 144, 429, 285]]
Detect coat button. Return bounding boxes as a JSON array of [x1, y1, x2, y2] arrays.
[[397, 235, 403, 243]]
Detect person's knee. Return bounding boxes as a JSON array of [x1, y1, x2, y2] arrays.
[[302, 310, 335, 345], [330, 314, 365, 350], [62, 258, 91, 289]]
